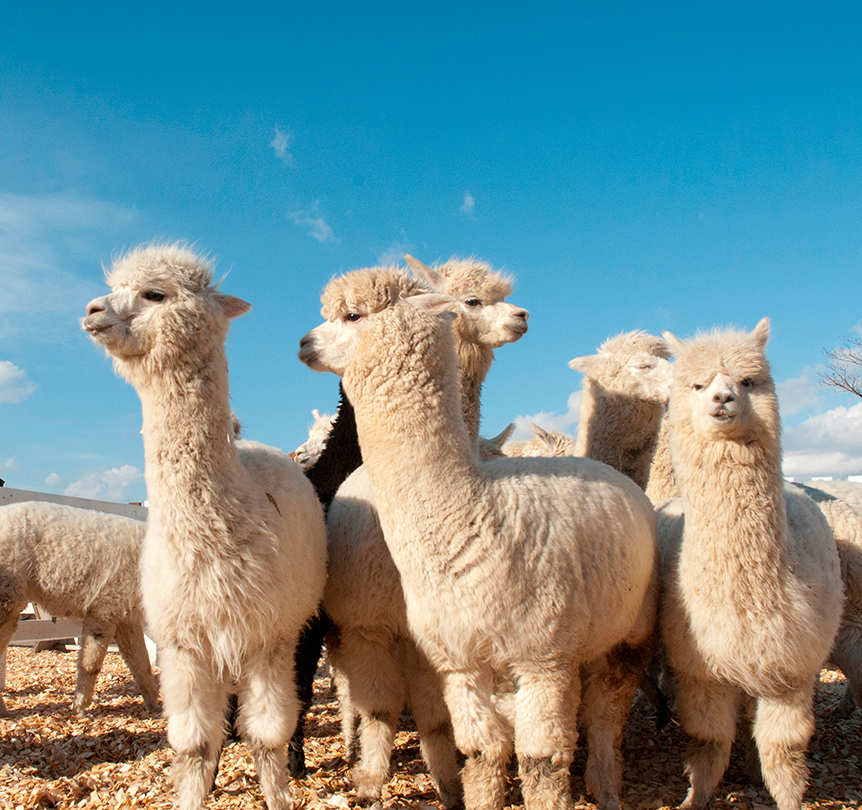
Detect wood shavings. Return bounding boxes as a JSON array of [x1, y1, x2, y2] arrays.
[[0, 647, 860, 809]]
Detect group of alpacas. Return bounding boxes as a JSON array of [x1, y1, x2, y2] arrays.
[[2, 242, 857, 810]]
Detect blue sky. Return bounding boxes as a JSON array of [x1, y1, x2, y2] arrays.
[[2, 2, 861, 504]]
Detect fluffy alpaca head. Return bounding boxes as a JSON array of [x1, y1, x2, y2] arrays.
[[299, 267, 453, 376], [663, 317, 778, 446], [83, 244, 250, 385], [505, 423, 577, 457], [569, 330, 672, 404], [405, 254, 528, 349]]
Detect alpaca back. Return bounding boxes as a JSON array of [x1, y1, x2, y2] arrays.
[[0, 502, 144, 620]]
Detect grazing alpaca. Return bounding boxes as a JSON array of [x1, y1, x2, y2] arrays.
[[0, 501, 159, 716], [657, 318, 843, 810], [84, 244, 327, 810], [324, 255, 528, 806], [299, 268, 658, 810]]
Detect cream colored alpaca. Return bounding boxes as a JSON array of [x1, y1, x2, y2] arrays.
[[324, 255, 528, 807], [503, 423, 576, 457], [657, 318, 843, 810], [570, 331, 672, 490], [0, 501, 159, 716], [84, 244, 327, 810], [300, 268, 658, 810], [291, 409, 334, 469]]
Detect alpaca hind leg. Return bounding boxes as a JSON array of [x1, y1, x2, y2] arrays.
[[289, 610, 327, 776], [829, 623, 862, 719], [512, 660, 577, 810], [581, 641, 650, 810], [73, 616, 116, 715], [443, 666, 511, 810], [330, 663, 360, 763], [160, 645, 227, 810], [674, 675, 738, 810], [405, 642, 462, 808], [753, 683, 816, 810], [0, 605, 25, 715], [113, 619, 161, 714], [236, 639, 301, 810]]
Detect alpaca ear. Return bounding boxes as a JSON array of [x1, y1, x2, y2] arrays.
[[488, 422, 516, 447], [530, 423, 550, 440], [751, 317, 770, 351], [219, 294, 252, 319], [568, 354, 597, 373], [662, 331, 686, 358], [404, 292, 457, 314], [404, 254, 446, 291]]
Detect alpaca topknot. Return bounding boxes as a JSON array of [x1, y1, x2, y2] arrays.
[[320, 267, 424, 320], [106, 243, 215, 293], [434, 257, 513, 301], [598, 330, 670, 361]]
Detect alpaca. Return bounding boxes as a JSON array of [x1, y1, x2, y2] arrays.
[[569, 331, 673, 490], [323, 255, 528, 806], [291, 409, 335, 470], [0, 501, 159, 716], [299, 267, 658, 810], [503, 423, 576, 457], [656, 318, 843, 810], [84, 244, 327, 810]]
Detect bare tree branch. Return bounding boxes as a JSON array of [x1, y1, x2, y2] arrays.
[[820, 336, 862, 398]]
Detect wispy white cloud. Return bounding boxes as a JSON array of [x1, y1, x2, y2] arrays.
[[44, 472, 60, 486], [270, 124, 296, 166], [510, 391, 581, 442], [0, 191, 138, 340], [64, 464, 144, 502], [0, 361, 37, 403], [776, 367, 824, 416], [460, 191, 476, 219], [376, 239, 414, 267], [289, 201, 338, 244], [2, 457, 19, 472]]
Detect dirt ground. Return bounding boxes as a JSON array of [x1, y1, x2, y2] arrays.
[[0, 646, 859, 810]]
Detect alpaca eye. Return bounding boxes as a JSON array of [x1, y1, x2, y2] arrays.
[[741, 378, 753, 388], [345, 312, 363, 323], [464, 299, 482, 308], [142, 291, 165, 302], [692, 384, 704, 391]]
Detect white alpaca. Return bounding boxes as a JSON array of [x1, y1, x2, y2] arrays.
[[570, 331, 673, 490], [656, 318, 843, 810], [0, 501, 159, 716], [503, 423, 576, 458], [291, 409, 335, 469], [299, 268, 658, 810], [324, 255, 528, 806], [84, 244, 327, 810]]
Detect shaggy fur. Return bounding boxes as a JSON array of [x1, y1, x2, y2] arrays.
[[84, 244, 327, 810], [322, 256, 528, 807], [0, 501, 159, 716], [503, 423, 577, 458], [570, 331, 672, 491], [299, 269, 658, 810], [656, 318, 843, 810]]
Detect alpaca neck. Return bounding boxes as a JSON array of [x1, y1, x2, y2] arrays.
[[645, 415, 679, 500], [455, 339, 494, 445], [676, 430, 788, 599], [575, 383, 661, 491], [345, 311, 479, 552], [135, 347, 239, 509]]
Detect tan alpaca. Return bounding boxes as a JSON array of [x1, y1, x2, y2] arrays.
[[323, 255, 528, 807], [0, 501, 159, 716], [657, 318, 843, 810], [84, 244, 327, 810], [300, 268, 658, 810]]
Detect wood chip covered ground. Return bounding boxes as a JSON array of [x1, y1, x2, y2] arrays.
[[1, 647, 859, 810]]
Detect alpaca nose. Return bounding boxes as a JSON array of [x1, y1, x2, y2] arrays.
[[513, 308, 529, 321], [712, 389, 734, 404], [86, 300, 106, 316]]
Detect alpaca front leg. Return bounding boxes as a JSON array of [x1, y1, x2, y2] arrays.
[[237, 641, 300, 810], [443, 667, 511, 810], [581, 642, 649, 810], [113, 619, 161, 714], [829, 623, 862, 719], [512, 661, 577, 810], [73, 616, 116, 715], [753, 684, 816, 810], [673, 675, 738, 810], [405, 643, 462, 808], [159, 645, 227, 810]]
